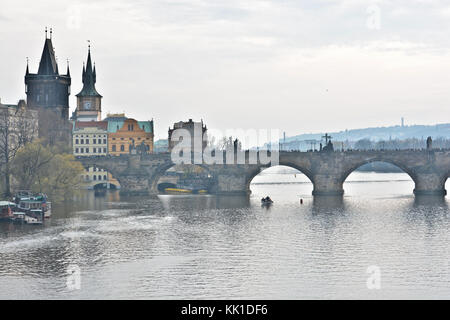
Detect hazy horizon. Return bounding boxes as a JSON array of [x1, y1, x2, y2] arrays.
[[1, 0, 450, 141]]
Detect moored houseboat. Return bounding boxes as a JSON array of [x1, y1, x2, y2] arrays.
[[13, 191, 52, 218], [0, 201, 15, 221]]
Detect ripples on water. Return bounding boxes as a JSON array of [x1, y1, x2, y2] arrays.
[[0, 171, 449, 299]]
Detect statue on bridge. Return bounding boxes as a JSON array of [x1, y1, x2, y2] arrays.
[[426, 136, 432, 151], [321, 133, 334, 152], [129, 138, 149, 155]]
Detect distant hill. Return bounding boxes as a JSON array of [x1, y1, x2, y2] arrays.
[[266, 123, 450, 151], [283, 123, 450, 143]]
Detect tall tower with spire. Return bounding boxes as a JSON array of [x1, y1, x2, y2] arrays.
[[25, 28, 71, 119], [73, 43, 102, 122]]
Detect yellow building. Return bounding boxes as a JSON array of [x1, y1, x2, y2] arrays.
[[105, 114, 154, 156]]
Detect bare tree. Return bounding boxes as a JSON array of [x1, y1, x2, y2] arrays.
[[37, 108, 72, 149], [0, 103, 38, 196]]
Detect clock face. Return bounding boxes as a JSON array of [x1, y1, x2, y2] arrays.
[[84, 101, 92, 110]]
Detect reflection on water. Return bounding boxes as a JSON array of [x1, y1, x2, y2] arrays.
[[0, 172, 449, 299]]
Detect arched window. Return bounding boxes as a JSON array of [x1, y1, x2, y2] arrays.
[[120, 145, 125, 151]]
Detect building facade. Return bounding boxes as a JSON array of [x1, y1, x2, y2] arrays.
[[25, 30, 71, 120], [72, 46, 102, 122], [72, 121, 108, 156], [72, 120, 120, 189], [168, 119, 207, 152], [106, 114, 154, 156]]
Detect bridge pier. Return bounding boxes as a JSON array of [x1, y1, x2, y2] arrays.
[[311, 174, 344, 196], [413, 173, 447, 196], [117, 174, 150, 196], [210, 173, 249, 195]]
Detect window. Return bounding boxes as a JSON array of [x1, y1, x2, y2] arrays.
[[75, 139, 79, 144], [93, 175, 96, 181], [93, 148, 96, 153], [103, 148, 107, 153], [121, 138, 124, 140], [104, 175, 107, 180], [86, 148, 89, 153], [80, 148, 84, 153], [81, 139, 84, 144], [120, 145, 124, 151], [98, 175, 102, 181], [86, 139, 89, 144], [112, 138, 116, 140], [103, 139, 107, 144], [75, 148, 79, 153], [93, 139, 97, 144], [112, 145, 116, 152], [86, 175, 89, 181]]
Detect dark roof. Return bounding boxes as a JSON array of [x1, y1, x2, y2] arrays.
[[76, 48, 102, 97], [38, 39, 59, 75]]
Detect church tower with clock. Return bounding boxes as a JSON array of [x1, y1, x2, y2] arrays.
[[73, 45, 102, 121]]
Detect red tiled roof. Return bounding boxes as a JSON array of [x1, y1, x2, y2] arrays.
[[74, 121, 108, 130]]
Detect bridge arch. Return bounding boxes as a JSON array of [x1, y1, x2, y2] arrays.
[[149, 163, 214, 194], [340, 158, 417, 193], [245, 163, 314, 194], [76, 158, 123, 191]]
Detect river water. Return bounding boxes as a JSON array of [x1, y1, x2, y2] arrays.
[[0, 169, 449, 299]]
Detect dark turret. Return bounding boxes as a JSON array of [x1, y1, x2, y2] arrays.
[[25, 28, 71, 119]]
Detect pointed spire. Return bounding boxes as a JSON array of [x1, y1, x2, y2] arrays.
[[38, 28, 58, 75], [93, 62, 96, 83], [76, 42, 102, 97], [66, 59, 70, 77], [86, 42, 93, 74], [25, 57, 29, 75]]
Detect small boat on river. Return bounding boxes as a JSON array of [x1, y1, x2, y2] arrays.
[[261, 196, 274, 206]]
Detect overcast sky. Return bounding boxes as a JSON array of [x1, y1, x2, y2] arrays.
[[1, 0, 450, 141]]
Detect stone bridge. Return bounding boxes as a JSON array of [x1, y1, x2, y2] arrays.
[[77, 150, 450, 196]]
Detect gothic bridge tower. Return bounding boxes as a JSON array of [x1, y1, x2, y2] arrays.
[[25, 28, 71, 119]]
